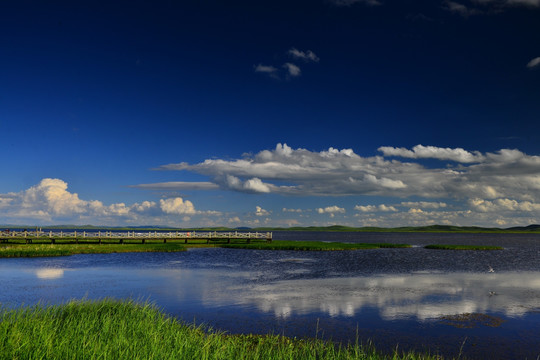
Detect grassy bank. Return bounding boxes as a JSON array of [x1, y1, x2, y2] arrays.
[[0, 242, 187, 258], [220, 240, 411, 251], [0, 299, 442, 360], [0, 240, 411, 257], [424, 244, 503, 250]]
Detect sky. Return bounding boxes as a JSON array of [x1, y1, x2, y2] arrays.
[[1, 0, 540, 228]]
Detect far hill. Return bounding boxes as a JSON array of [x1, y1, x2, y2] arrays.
[[253, 224, 540, 233], [2, 224, 540, 233]]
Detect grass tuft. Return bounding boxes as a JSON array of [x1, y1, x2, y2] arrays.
[[0, 242, 186, 258], [0, 299, 444, 360]]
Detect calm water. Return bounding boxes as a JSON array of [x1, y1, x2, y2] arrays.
[[1, 231, 539, 359]]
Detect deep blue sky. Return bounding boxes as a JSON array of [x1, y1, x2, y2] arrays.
[[1, 0, 540, 227]]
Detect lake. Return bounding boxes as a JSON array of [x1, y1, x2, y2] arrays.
[[1, 231, 539, 359]]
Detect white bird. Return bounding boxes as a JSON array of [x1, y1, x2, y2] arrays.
[[488, 266, 495, 273]]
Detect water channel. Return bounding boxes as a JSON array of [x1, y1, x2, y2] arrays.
[[1, 231, 539, 359]]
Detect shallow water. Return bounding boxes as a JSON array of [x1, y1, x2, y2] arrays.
[[1, 231, 539, 359]]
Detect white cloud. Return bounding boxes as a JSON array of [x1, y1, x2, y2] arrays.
[[224, 175, 272, 193], [378, 144, 484, 163], [282, 208, 304, 213], [443, 1, 480, 16], [0, 178, 226, 225], [130, 182, 219, 190], [354, 204, 398, 212], [288, 48, 320, 62], [255, 47, 320, 81], [363, 174, 407, 189], [22, 178, 87, 215], [317, 206, 346, 218], [159, 197, 196, 215], [154, 143, 540, 204], [228, 216, 241, 224], [254, 64, 278, 74], [527, 57, 540, 68], [255, 206, 270, 217], [400, 201, 448, 209], [0, 196, 13, 209], [468, 198, 540, 212], [443, 0, 540, 16], [479, 0, 540, 6], [283, 63, 301, 77]]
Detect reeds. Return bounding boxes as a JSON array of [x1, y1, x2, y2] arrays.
[[0, 299, 443, 360], [0, 243, 186, 258]]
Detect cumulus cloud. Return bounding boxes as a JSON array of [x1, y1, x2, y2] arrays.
[[363, 174, 406, 189], [154, 143, 540, 204], [400, 201, 448, 209], [527, 57, 540, 68], [255, 47, 320, 81], [317, 206, 346, 218], [0, 178, 223, 225], [159, 197, 196, 215], [254, 64, 278, 74], [255, 206, 270, 216], [354, 204, 398, 212], [223, 175, 272, 193], [283, 63, 301, 77], [469, 198, 540, 212], [288, 48, 320, 62], [378, 144, 484, 163], [443, 0, 540, 16]]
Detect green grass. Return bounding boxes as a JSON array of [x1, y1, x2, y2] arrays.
[[0, 299, 444, 360], [0, 242, 187, 258], [0, 239, 411, 257], [424, 244, 503, 250], [220, 240, 411, 251]]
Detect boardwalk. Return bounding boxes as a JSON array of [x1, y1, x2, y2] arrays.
[[0, 230, 272, 244]]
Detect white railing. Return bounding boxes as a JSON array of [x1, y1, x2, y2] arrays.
[[0, 230, 272, 240]]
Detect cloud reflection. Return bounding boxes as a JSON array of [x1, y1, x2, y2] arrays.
[[230, 272, 540, 320], [35, 268, 64, 280]]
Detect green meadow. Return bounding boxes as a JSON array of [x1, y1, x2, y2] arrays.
[[0, 239, 412, 257], [0, 299, 445, 360], [0, 241, 188, 258]]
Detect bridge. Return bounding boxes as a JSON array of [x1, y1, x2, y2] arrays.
[[0, 230, 272, 244]]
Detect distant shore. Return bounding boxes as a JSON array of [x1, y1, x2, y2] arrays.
[[2, 224, 540, 233]]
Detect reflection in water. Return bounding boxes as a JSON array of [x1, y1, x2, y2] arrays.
[[35, 268, 64, 279], [150, 268, 540, 321], [234, 272, 540, 320]]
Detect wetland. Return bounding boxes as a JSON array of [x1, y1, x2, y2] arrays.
[[1, 231, 539, 359]]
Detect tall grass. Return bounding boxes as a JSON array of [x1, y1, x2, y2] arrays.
[[0, 299, 443, 360], [0, 243, 187, 258], [0, 241, 411, 258]]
